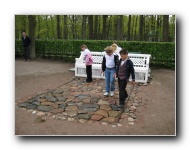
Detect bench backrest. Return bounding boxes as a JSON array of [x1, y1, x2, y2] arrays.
[[128, 54, 151, 68], [78, 52, 151, 68], [90, 52, 105, 64]]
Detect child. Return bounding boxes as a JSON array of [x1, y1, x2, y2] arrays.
[[111, 42, 122, 55], [116, 49, 135, 109], [101, 46, 119, 96], [81, 45, 93, 82]]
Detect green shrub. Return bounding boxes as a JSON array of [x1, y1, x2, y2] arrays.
[[15, 40, 175, 69]]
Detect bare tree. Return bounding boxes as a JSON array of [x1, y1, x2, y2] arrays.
[[127, 15, 131, 41], [155, 15, 160, 42], [150, 15, 156, 42], [119, 15, 123, 40], [37, 16, 41, 39], [107, 15, 112, 39], [94, 15, 98, 39], [45, 15, 49, 39], [50, 16, 55, 39], [63, 15, 68, 39], [134, 15, 138, 41], [115, 15, 123, 40], [131, 16, 135, 40], [102, 15, 108, 40], [72, 15, 76, 39], [56, 15, 61, 39], [88, 15, 94, 39], [139, 15, 144, 41], [82, 15, 88, 39], [163, 15, 169, 42], [28, 15, 36, 59]]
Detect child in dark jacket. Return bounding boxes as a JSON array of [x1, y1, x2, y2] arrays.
[[115, 49, 135, 109]]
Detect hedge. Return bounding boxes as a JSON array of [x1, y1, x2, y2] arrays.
[[15, 40, 175, 69]]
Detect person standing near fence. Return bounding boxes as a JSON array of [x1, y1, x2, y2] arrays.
[[115, 48, 135, 109], [22, 32, 31, 62], [81, 45, 93, 83], [101, 46, 119, 97]]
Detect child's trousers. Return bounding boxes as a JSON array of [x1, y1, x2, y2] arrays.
[[86, 65, 92, 82], [118, 78, 128, 105], [105, 68, 115, 92]]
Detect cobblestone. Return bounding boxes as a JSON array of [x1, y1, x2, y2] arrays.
[[17, 77, 143, 127]]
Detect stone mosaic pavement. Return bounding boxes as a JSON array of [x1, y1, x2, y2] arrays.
[[17, 77, 143, 126]]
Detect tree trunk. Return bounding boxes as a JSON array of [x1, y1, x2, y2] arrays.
[[151, 15, 155, 42], [28, 15, 36, 59], [144, 15, 148, 41], [134, 15, 138, 40], [63, 15, 68, 39], [94, 15, 98, 39], [56, 15, 61, 39], [131, 16, 135, 40], [155, 15, 160, 42], [50, 16, 55, 39], [21, 15, 27, 35], [127, 15, 131, 41], [116, 16, 120, 40], [139, 15, 144, 41], [15, 16, 22, 39], [98, 16, 101, 39], [82, 15, 87, 39], [37, 16, 41, 39], [119, 15, 123, 40], [45, 15, 49, 39], [88, 15, 94, 39], [107, 16, 112, 39], [102, 15, 107, 40], [163, 15, 169, 42], [67, 15, 76, 39]]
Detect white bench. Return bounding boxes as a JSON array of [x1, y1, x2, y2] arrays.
[[75, 51, 151, 83]]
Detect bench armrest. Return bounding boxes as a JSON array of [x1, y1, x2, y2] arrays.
[[75, 58, 83, 64]]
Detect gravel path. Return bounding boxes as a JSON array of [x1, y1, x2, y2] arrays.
[[15, 58, 175, 135]]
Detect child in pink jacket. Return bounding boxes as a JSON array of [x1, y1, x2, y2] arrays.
[[81, 45, 93, 82]]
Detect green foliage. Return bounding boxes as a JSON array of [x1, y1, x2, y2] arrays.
[[15, 15, 176, 42], [15, 40, 175, 69]]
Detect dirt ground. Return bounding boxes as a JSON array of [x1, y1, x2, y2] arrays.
[[15, 58, 175, 136]]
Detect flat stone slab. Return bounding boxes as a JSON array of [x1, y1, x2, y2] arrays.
[[56, 97, 67, 101], [65, 105, 78, 111], [19, 102, 30, 107], [26, 104, 37, 109], [37, 105, 54, 112], [79, 103, 100, 112], [50, 108, 64, 114], [59, 103, 67, 109], [91, 114, 104, 121], [78, 114, 91, 120]]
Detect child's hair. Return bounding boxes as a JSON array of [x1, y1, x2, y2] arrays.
[[119, 49, 128, 55], [111, 44, 117, 51], [112, 41, 117, 45], [81, 44, 87, 49], [104, 46, 114, 53]]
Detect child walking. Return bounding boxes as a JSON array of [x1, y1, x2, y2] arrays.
[[81, 45, 93, 82], [101, 46, 119, 96], [116, 49, 135, 109]]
